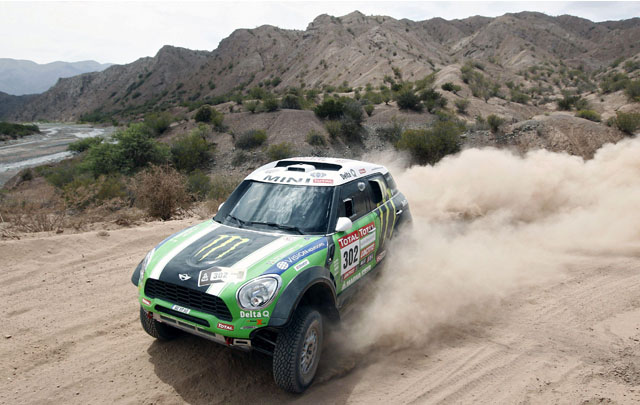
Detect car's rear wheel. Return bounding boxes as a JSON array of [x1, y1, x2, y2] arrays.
[[273, 306, 323, 393], [139, 307, 181, 340]]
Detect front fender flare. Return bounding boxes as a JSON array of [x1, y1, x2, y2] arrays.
[[268, 266, 337, 327]]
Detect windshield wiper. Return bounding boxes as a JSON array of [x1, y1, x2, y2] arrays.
[[249, 221, 304, 235], [226, 214, 246, 228]]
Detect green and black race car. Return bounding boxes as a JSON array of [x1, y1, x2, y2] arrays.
[[132, 157, 411, 392]]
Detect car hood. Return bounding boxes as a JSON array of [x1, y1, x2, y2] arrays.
[[145, 220, 326, 296]]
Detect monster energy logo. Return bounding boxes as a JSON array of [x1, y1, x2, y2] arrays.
[[195, 235, 250, 262]]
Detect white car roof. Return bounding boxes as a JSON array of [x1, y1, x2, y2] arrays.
[[245, 157, 389, 187]]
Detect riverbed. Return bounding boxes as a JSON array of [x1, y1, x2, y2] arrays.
[[0, 123, 115, 186]]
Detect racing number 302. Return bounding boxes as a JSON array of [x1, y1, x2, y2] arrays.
[[342, 245, 359, 269]]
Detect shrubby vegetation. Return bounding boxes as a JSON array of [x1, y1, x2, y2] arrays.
[[267, 142, 293, 160], [68, 136, 103, 153], [171, 126, 214, 172], [575, 110, 601, 122], [0, 122, 40, 140], [306, 130, 326, 146], [235, 129, 267, 149], [396, 117, 465, 165], [612, 111, 640, 135], [487, 114, 505, 132]]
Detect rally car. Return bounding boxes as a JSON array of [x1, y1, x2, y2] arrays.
[[132, 157, 411, 392]]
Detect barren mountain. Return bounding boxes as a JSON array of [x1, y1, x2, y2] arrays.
[[0, 58, 112, 96], [7, 11, 640, 122]]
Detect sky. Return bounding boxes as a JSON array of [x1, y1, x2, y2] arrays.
[[2, 1, 639, 65]]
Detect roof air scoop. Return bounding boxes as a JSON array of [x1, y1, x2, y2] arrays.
[[286, 164, 316, 173]]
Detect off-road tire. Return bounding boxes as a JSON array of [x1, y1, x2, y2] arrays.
[[139, 307, 181, 340], [273, 306, 323, 393]]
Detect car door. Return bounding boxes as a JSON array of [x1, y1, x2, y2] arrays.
[[334, 180, 378, 292]]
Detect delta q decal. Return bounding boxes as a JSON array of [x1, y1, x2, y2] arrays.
[[262, 238, 328, 275]]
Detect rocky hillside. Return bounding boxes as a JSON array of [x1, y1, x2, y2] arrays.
[[7, 11, 640, 122], [0, 58, 112, 96]]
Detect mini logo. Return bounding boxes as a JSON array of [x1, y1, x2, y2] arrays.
[[276, 261, 289, 270], [178, 274, 191, 281]]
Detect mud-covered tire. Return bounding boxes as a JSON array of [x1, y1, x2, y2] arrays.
[[139, 307, 181, 340], [273, 306, 323, 393]]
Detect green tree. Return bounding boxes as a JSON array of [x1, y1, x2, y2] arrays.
[[397, 121, 462, 165]]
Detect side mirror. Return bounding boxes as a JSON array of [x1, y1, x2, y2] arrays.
[[218, 202, 225, 212], [335, 217, 353, 233]]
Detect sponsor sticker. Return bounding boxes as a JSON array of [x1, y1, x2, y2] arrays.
[[338, 222, 376, 280], [294, 259, 310, 272], [142, 298, 151, 306], [171, 304, 191, 315], [217, 322, 234, 331], [359, 168, 366, 174], [360, 253, 373, 266], [263, 239, 328, 275], [313, 178, 334, 184], [198, 267, 245, 287], [240, 310, 270, 318], [195, 235, 250, 263], [376, 250, 386, 262]]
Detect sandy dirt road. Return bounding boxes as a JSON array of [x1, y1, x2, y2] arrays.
[[1, 218, 639, 405]]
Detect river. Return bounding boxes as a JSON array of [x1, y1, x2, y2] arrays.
[[0, 123, 116, 186]]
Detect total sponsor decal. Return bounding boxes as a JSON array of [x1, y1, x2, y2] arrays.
[[338, 222, 376, 280], [217, 322, 234, 331], [263, 239, 328, 275], [198, 267, 246, 287]]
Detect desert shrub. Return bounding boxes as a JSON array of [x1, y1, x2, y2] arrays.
[[208, 174, 241, 202], [510, 89, 530, 104], [339, 117, 363, 143], [262, 96, 279, 112], [395, 88, 422, 111], [557, 94, 588, 111], [420, 88, 447, 113], [455, 98, 470, 114], [600, 73, 629, 93], [306, 130, 326, 146], [280, 94, 302, 110], [82, 123, 169, 177], [0, 122, 40, 138], [194, 105, 213, 123], [441, 82, 461, 93], [170, 128, 214, 172], [132, 165, 190, 220], [249, 87, 267, 100], [376, 117, 405, 145], [473, 115, 489, 131], [397, 121, 462, 165], [61, 174, 128, 209], [314, 98, 345, 119], [235, 129, 267, 149], [68, 136, 103, 153], [342, 99, 364, 124], [42, 159, 84, 188], [187, 170, 212, 200], [364, 104, 374, 117], [267, 142, 293, 161], [614, 111, 640, 135], [231, 151, 248, 167], [575, 110, 601, 122], [144, 112, 173, 136], [625, 80, 640, 102], [78, 110, 114, 124], [487, 114, 505, 132], [624, 60, 640, 72], [245, 100, 259, 113], [324, 120, 342, 139]]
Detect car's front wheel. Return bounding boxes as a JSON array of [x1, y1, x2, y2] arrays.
[[139, 307, 181, 340], [273, 306, 323, 393]]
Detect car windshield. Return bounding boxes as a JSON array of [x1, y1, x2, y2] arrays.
[[218, 181, 334, 234]]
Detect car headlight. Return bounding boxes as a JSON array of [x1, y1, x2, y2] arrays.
[[236, 275, 281, 310], [139, 248, 155, 284]]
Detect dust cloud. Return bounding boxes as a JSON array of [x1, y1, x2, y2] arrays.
[[349, 138, 640, 350]]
